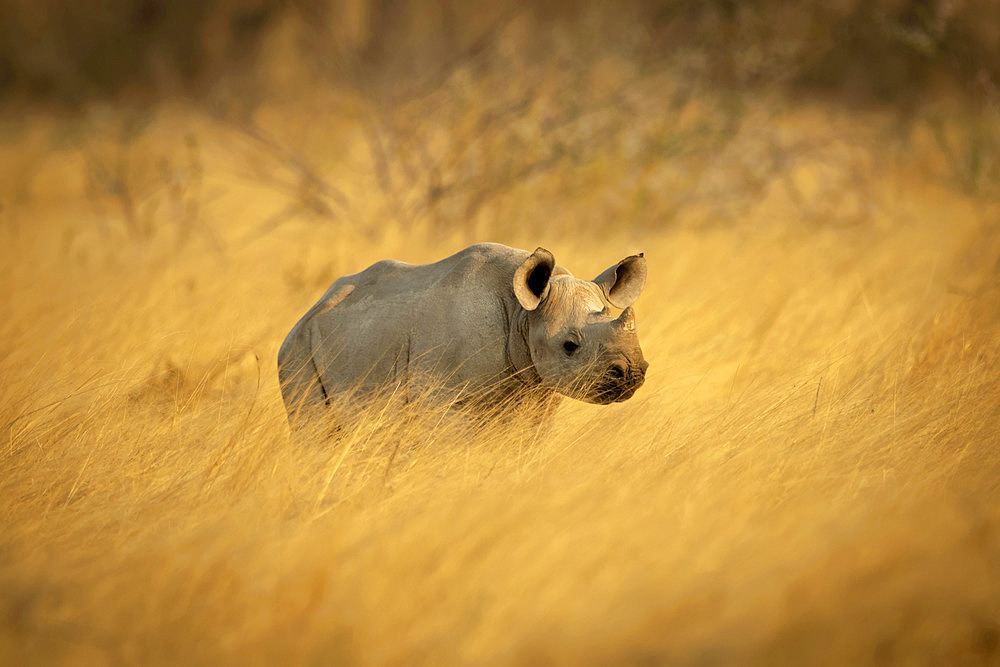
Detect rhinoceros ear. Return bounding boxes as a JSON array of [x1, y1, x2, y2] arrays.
[[593, 253, 646, 309], [514, 247, 555, 311]]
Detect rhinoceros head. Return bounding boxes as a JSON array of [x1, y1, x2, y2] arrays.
[[513, 248, 649, 404]]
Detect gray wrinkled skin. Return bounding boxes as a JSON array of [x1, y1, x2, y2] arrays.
[[278, 243, 648, 426]]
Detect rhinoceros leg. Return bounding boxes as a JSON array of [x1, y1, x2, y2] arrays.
[[280, 355, 330, 428], [278, 313, 338, 432]]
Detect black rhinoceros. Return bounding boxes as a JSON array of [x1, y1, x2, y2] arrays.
[[278, 243, 648, 425]]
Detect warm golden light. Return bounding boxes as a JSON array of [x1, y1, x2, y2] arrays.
[[2, 1, 999, 663]]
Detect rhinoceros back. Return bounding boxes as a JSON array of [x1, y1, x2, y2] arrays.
[[278, 243, 530, 418]]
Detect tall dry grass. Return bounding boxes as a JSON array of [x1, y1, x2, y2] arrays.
[[2, 12, 1000, 663]]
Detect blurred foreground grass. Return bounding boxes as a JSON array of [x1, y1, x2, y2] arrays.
[[2, 5, 1000, 665]]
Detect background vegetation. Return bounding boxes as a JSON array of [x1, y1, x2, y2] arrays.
[[2, 1, 999, 663]]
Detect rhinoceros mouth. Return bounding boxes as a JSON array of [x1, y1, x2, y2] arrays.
[[590, 380, 640, 404], [613, 387, 638, 402]]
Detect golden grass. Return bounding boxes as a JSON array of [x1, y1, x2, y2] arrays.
[[2, 82, 1000, 665]]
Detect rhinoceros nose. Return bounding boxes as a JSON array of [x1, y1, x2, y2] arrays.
[[630, 363, 646, 387], [609, 362, 627, 381], [638, 359, 649, 375]]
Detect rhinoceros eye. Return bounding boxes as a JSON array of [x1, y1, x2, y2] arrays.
[[562, 340, 580, 355]]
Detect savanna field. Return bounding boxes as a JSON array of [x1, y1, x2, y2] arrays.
[[2, 2, 1000, 664]]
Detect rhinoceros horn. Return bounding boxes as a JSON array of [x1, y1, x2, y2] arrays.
[[614, 306, 636, 332]]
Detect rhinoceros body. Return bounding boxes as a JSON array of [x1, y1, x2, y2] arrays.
[[278, 243, 648, 424]]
